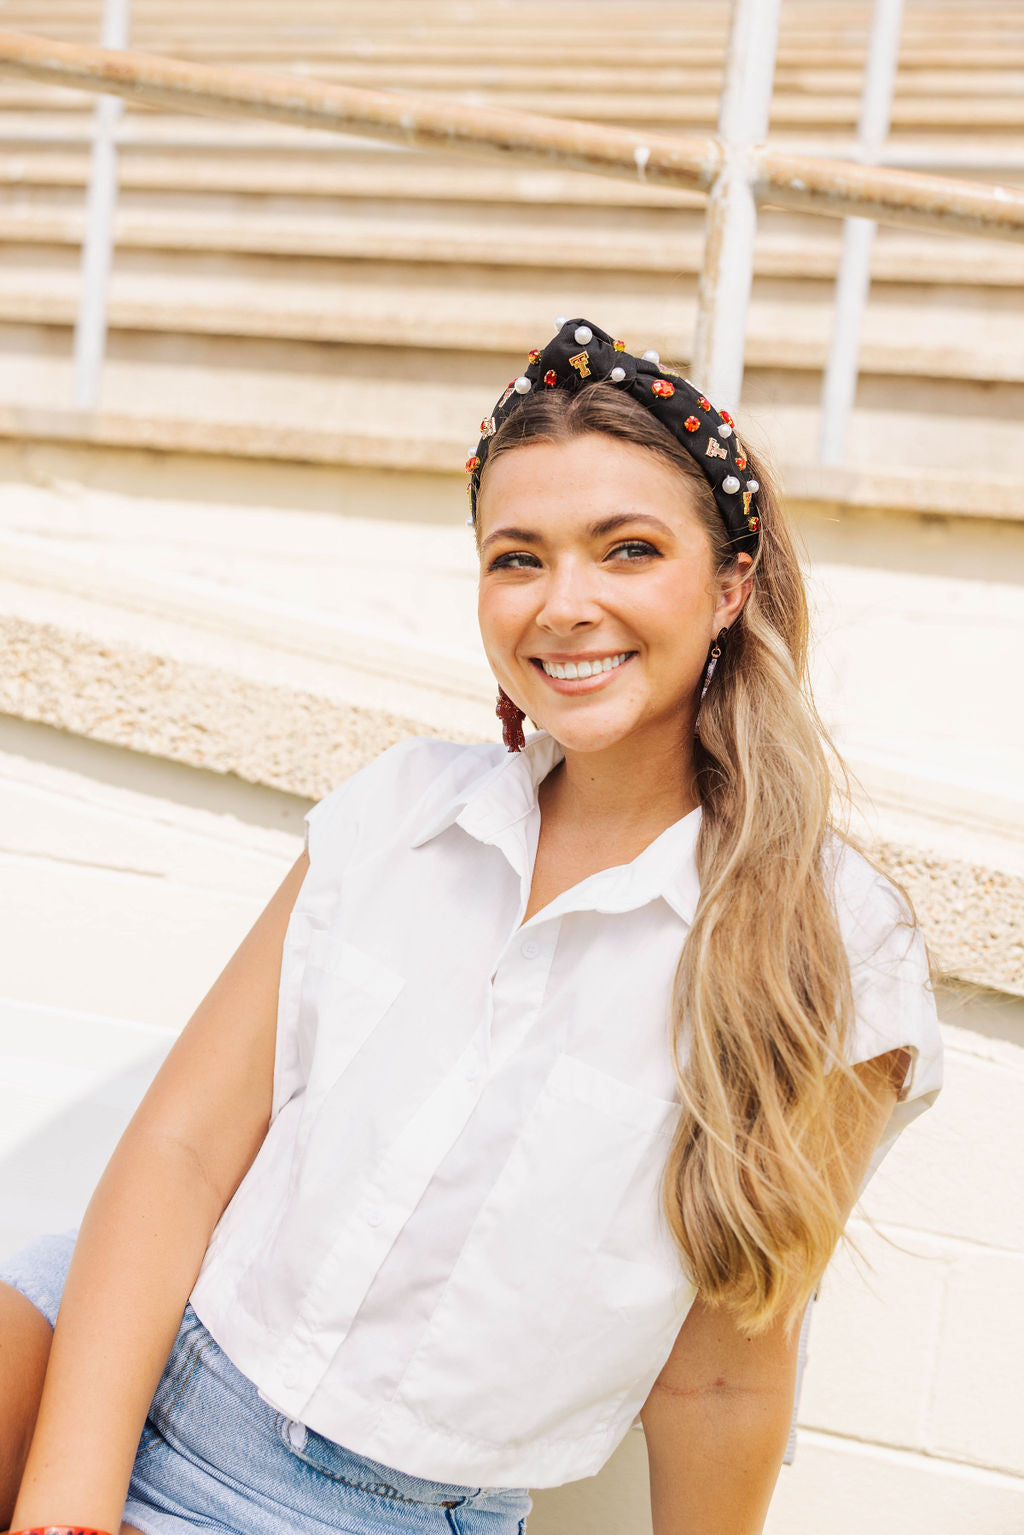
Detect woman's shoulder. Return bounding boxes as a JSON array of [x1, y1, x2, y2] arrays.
[[821, 828, 934, 1028], [324, 734, 505, 805], [304, 736, 506, 854], [820, 829, 942, 1112], [821, 826, 915, 939]]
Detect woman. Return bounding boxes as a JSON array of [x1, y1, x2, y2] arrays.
[[0, 317, 943, 1535]]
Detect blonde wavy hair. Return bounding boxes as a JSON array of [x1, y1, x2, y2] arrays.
[[477, 378, 940, 1339]]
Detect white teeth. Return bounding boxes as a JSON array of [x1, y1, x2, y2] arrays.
[[540, 651, 631, 680]]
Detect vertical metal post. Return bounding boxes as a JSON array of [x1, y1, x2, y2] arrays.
[[818, 0, 905, 464], [690, 0, 781, 412], [72, 0, 130, 410]]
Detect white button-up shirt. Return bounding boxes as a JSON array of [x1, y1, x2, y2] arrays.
[[189, 731, 943, 1489]]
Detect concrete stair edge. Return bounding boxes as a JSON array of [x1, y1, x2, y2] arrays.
[[0, 299, 1020, 388], [3, 208, 1024, 286]]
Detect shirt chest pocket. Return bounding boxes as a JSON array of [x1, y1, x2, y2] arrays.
[[394, 1052, 691, 1446], [487, 1049, 684, 1286], [297, 929, 405, 1115]]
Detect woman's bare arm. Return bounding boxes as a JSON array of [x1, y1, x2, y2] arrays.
[[10, 847, 311, 1534], [640, 1047, 909, 1535]]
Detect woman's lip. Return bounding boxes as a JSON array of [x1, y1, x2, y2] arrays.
[[529, 653, 636, 692]]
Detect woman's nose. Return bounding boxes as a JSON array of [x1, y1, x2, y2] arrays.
[[533, 561, 602, 632]]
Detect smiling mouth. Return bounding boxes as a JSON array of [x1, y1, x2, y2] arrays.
[[531, 650, 636, 681]]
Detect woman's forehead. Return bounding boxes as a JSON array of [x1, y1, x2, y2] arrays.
[[476, 436, 705, 535]]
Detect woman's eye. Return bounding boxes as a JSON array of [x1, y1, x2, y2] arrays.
[[610, 540, 659, 560], [488, 551, 540, 570], [487, 541, 658, 571]]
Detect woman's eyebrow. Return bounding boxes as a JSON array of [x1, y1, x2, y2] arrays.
[[589, 513, 674, 540], [479, 524, 540, 554], [480, 512, 673, 555]]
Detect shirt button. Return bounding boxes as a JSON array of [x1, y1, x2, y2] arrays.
[[365, 1206, 383, 1226], [521, 938, 540, 959]]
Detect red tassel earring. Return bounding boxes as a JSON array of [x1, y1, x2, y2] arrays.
[[496, 686, 526, 752]]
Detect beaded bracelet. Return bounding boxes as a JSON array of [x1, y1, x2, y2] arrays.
[[9, 1526, 116, 1534]]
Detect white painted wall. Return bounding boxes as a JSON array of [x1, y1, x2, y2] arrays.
[[1, 719, 1022, 1532]]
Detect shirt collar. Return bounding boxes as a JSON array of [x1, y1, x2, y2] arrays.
[[410, 731, 703, 927]]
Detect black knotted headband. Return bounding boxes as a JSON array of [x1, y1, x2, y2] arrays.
[[465, 316, 761, 554]]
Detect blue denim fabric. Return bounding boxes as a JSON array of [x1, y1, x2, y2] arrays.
[[0, 1231, 533, 1534]]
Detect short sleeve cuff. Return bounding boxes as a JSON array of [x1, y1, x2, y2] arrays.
[[828, 850, 945, 1192]]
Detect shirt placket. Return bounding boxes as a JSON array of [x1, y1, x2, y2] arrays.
[[487, 915, 560, 1073], [275, 813, 545, 1405]]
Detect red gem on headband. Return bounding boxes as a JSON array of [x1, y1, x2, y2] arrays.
[[651, 380, 675, 398]]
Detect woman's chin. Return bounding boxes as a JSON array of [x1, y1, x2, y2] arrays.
[[528, 709, 645, 756]]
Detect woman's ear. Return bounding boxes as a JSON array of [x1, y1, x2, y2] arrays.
[[713, 553, 754, 629]]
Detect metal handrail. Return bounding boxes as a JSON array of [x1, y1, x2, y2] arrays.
[[0, 29, 1022, 243]]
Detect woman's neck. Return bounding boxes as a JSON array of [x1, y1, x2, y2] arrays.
[[540, 728, 699, 845]]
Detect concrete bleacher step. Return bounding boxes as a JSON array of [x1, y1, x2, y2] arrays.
[[1, 146, 1019, 206], [2, 128, 1019, 176], [4, 3, 1022, 56], [0, 406, 1018, 526], [0, 258, 1017, 389], [6, 91, 1024, 135], [3, 186, 1024, 286], [2, 95, 1023, 143]]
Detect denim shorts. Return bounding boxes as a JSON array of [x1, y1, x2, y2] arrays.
[[0, 1230, 533, 1534]]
